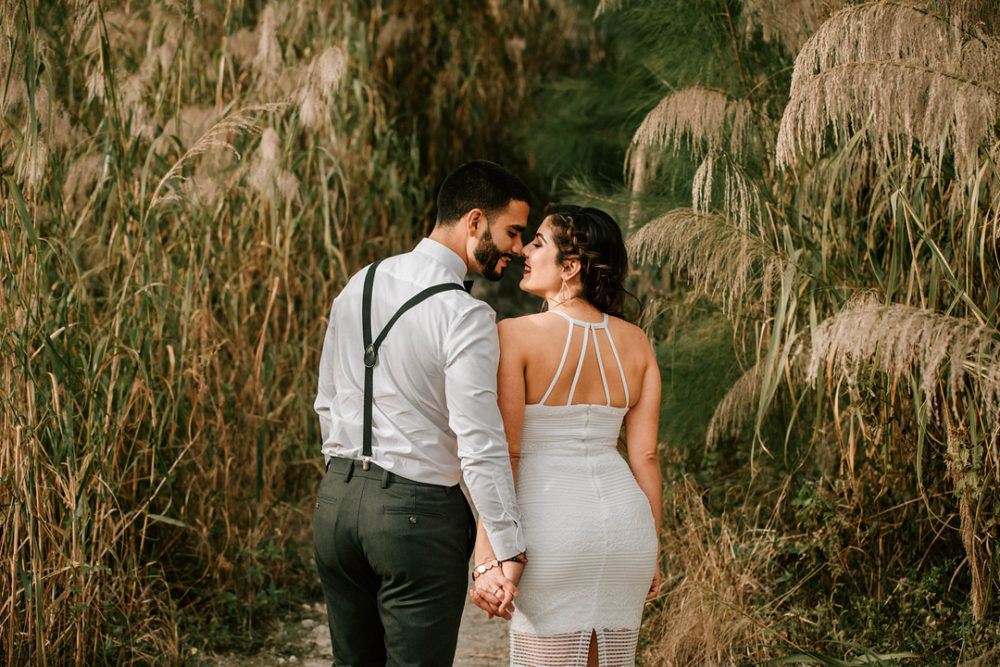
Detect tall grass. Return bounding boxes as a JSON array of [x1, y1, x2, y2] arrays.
[[537, 0, 1000, 660], [1, 1, 591, 663]]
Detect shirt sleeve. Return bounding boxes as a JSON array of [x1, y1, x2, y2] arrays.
[[314, 298, 339, 449], [444, 304, 526, 560]]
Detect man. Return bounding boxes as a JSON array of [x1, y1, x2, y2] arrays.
[[313, 160, 530, 666]]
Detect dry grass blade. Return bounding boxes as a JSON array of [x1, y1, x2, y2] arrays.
[[147, 102, 287, 216], [944, 416, 989, 619], [631, 86, 752, 161], [627, 208, 783, 314], [641, 479, 782, 665]]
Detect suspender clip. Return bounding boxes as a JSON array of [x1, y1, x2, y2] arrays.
[[364, 344, 378, 368], [361, 457, 371, 471]]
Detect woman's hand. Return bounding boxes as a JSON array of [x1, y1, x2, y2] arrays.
[[469, 565, 518, 619], [645, 567, 662, 601]]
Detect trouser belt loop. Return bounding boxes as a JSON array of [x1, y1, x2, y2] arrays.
[[343, 459, 354, 483], [380, 468, 390, 489]]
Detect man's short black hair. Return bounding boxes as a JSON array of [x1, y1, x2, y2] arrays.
[[435, 160, 532, 226]]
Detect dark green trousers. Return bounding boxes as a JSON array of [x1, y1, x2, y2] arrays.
[[313, 457, 475, 667]]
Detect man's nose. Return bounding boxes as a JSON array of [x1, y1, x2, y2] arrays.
[[512, 237, 525, 256]]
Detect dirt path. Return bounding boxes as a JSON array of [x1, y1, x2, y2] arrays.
[[453, 585, 510, 666], [207, 587, 509, 666]]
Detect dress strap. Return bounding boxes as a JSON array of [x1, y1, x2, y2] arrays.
[[604, 321, 630, 406], [541, 312, 623, 407], [592, 327, 612, 406], [538, 315, 576, 406], [565, 324, 589, 406]]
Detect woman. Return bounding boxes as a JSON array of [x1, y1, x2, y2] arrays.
[[470, 205, 662, 666]]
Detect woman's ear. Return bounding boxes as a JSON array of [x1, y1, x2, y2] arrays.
[[561, 259, 581, 282]]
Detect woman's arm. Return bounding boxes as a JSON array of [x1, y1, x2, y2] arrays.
[[623, 337, 663, 598], [470, 319, 527, 617]]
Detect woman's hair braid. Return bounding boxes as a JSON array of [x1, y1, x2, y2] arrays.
[[545, 204, 639, 323]]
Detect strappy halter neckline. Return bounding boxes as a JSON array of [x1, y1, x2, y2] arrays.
[[532, 310, 630, 409], [549, 310, 609, 327]]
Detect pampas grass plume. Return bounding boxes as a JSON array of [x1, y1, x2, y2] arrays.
[[628, 208, 781, 314], [777, 2, 1000, 184], [806, 294, 1000, 420], [632, 86, 752, 161]]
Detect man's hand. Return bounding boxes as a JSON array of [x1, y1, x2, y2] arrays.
[[469, 562, 520, 620]]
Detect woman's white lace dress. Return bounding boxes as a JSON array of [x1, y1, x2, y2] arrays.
[[510, 312, 657, 666]]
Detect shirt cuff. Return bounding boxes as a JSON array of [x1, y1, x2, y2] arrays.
[[486, 524, 526, 562]]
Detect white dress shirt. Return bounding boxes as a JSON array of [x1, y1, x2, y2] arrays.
[[314, 238, 525, 560]]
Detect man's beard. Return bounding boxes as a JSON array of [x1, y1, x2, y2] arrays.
[[474, 228, 507, 282]]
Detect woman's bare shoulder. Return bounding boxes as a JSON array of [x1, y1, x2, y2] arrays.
[[498, 312, 561, 346], [499, 312, 557, 330], [608, 316, 655, 356]]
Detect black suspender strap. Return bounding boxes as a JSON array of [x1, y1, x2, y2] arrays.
[[361, 260, 466, 467]]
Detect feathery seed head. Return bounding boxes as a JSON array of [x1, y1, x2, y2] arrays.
[[85, 67, 106, 101], [707, 362, 766, 447], [226, 27, 259, 69], [16, 140, 48, 193], [248, 126, 279, 193], [296, 85, 322, 128], [631, 86, 752, 161], [790, 3, 1000, 91], [779, 3, 1000, 183], [742, 0, 849, 53], [253, 6, 282, 77], [806, 296, 1000, 420], [594, 0, 624, 19], [376, 15, 415, 59], [628, 208, 782, 314], [71, 2, 97, 47], [692, 153, 761, 230], [249, 127, 300, 203], [148, 103, 287, 213], [63, 153, 104, 213], [316, 47, 346, 95]]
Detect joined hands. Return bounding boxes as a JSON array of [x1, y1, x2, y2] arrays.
[[469, 560, 524, 620]]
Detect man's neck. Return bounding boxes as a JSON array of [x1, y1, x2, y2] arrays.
[[428, 226, 471, 271]]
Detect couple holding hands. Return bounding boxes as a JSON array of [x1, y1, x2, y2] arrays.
[[313, 160, 661, 666]]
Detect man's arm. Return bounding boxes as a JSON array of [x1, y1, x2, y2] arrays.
[[468, 317, 527, 618], [313, 300, 339, 448], [444, 305, 525, 561]]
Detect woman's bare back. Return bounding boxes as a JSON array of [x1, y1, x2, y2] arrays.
[[500, 310, 652, 409]]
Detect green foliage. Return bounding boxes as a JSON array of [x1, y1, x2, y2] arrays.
[[654, 309, 742, 468]]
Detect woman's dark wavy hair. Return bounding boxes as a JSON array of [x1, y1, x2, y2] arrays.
[[545, 204, 641, 323]]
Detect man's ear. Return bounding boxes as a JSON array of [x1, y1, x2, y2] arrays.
[[561, 259, 581, 282], [464, 208, 486, 236]]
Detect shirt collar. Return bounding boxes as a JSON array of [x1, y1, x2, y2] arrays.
[[414, 238, 468, 282]]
